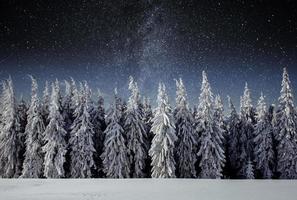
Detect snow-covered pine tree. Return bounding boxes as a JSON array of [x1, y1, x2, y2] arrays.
[[196, 71, 225, 179], [16, 95, 28, 176], [253, 93, 274, 178], [69, 82, 96, 178], [101, 89, 130, 178], [0, 78, 21, 178], [275, 68, 297, 179], [63, 80, 76, 134], [22, 76, 46, 178], [245, 159, 255, 179], [226, 96, 241, 177], [238, 83, 255, 177], [124, 76, 148, 178], [91, 90, 106, 177], [41, 81, 50, 126], [174, 78, 197, 178], [43, 80, 67, 178], [149, 83, 177, 178]]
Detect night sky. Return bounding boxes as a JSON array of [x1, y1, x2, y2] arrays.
[[1, 0, 297, 108]]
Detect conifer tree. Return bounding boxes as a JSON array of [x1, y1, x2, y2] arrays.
[[275, 68, 297, 179], [254, 93, 274, 178], [149, 83, 177, 178], [101, 89, 130, 178], [43, 80, 67, 178], [41, 81, 50, 126], [0, 78, 21, 178], [69, 82, 96, 178], [174, 78, 197, 178], [238, 83, 255, 177], [22, 77, 45, 178], [125, 76, 148, 177], [196, 71, 225, 179]]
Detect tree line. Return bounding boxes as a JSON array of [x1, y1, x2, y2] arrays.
[[0, 68, 296, 179]]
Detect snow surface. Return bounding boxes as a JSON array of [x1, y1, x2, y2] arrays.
[[0, 179, 297, 200]]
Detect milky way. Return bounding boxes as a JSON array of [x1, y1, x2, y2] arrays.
[[0, 0, 297, 108]]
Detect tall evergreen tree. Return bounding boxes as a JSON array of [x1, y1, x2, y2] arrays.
[[43, 80, 67, 178], [239, 83, 255, 177], [22, 77, 45, 178], [174, 78, 197, 178], [196, 71, 225, 179], [0, 78, 21, 178], [91, 90, 106, 177], [124, 76, 148, 177], [149, 83, 177, 178], [226, 96, 241, 177], [69, 82, 96, 178], [101, 89, 130, 178], [275, 68, 297, 179], [253, 93, 274, 178]]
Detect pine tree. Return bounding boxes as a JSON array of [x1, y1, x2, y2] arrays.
[[91, 90, 106, 177], [275, 68, 297, 179], [226, 96, 241, 177], [22, 76, 45, 178], [125, 76, 148, 177], [245, 159, 255, 179], [0, 78, 21, 178], [149, 83, 177, 178], [43, 80, 67, 178], [101, 89, 130, 178], [254, 93, 274, 178], [16, 95, 28, 176], [174, 78, 197, 178], [238, 83, 255, 177], [196, 71, 225, 179], [69, 82, 96, 178]]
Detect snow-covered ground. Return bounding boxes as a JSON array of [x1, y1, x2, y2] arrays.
[[0, 179, 296, 200]]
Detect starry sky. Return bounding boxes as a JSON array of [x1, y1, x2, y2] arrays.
[[0, 0, 297, 108]]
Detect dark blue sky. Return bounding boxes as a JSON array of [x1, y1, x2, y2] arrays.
[[0, 0, 297, 109]]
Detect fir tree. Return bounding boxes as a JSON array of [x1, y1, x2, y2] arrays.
[[22, 76, 45, 178], [69, 82, 96, 178], [0, 78, 21, 178], [238, 83, 255, 177], [41, 81, 50, 126], [226, 96, 241, 177], [275, 68, 297, 179], [174, 78, 197, 178], [125, 76, 148, 177], [149, 83, 177, 178], [245, 159, 255, 179], [101, 89, 130, 178], [43, 80, 67, 178], [196, 71, 225, 179], [254, 93, 274, 178]]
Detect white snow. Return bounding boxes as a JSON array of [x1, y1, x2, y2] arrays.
[[0, 179, 297, 200]]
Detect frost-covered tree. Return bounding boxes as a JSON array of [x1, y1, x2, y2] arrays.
[[16, 95, 28, 175], [275, 68, 297, 179], [101, 89, 130, 178], [22, 77, 45, 178], [143, 97, 153, 140], [245, 159, 255, 179], [91, 90, 106, 177], [43, 80, 67, 178], [238, 83, 255, 177], [225, 96, 241, 177], [254, 93, 274, 178], [69, 82, 96, 178], [41, 81, 50, 126], [63, 80, 76, 134], [149, 83, 177, 178], [124, 76, 148, 178], [174, 78, 197, 178], [196, 71, 225, 179], [0, 78, 21, 178]]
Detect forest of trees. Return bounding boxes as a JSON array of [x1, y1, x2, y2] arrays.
[[0, 67, 297, 179]]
